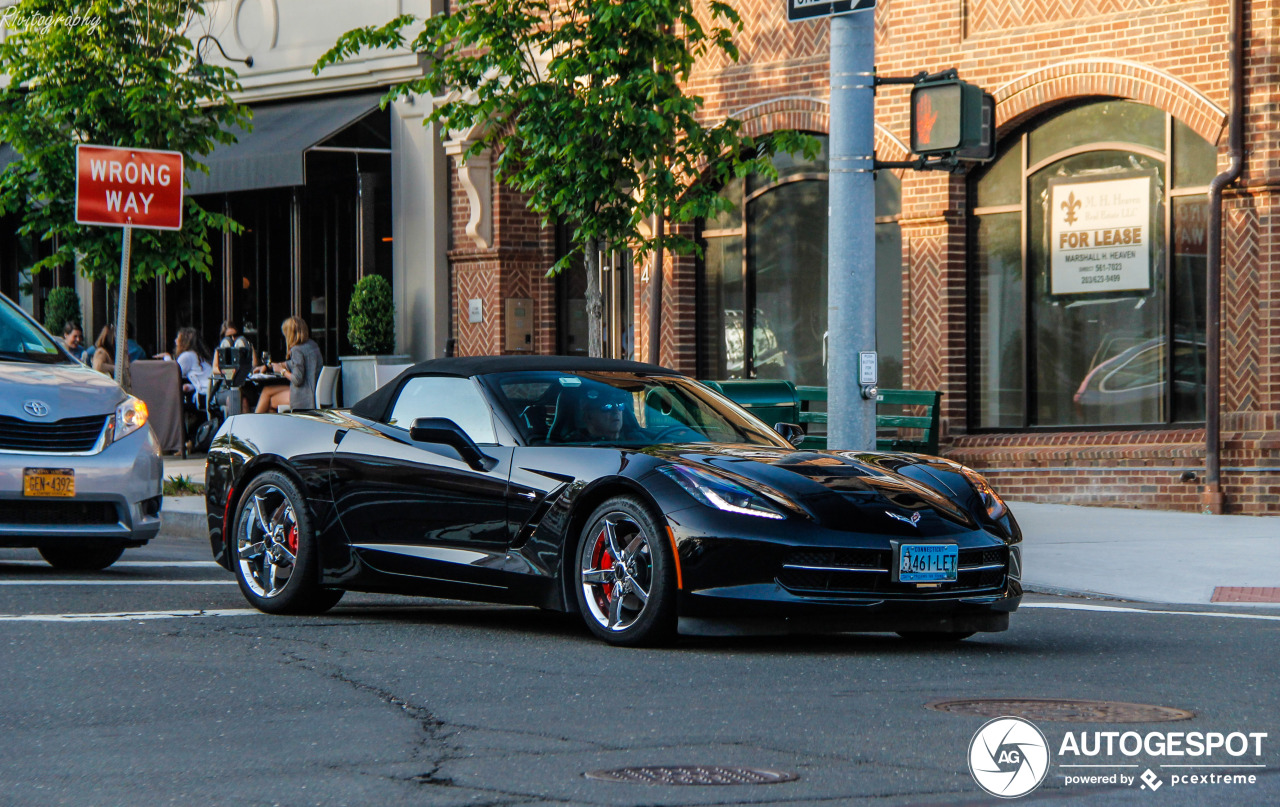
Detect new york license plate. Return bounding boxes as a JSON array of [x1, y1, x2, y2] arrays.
[[23, 468, 75, 497], [897, 543, 958, 583]]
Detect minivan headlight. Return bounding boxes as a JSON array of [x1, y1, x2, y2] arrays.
[[113, 396, 149, 442]]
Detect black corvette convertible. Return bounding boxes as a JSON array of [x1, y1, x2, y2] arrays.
[[205, 356, 1021, 645]]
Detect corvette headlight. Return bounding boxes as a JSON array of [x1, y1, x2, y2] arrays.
[[960, 465, 1007, 521], [113, 396, 149, 443], [658, 465, 788, 520]]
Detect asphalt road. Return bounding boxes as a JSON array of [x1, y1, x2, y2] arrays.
[[1, 535, 1277, 807]]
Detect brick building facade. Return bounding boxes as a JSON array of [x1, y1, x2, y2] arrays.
[[451, 1, 1276, 514]]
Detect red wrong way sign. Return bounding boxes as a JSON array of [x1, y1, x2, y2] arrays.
[[75, 145, 183, 231]]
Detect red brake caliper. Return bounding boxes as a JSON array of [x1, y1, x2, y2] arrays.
[[595, 530, 613, 604], [287, 524, 299, 554]]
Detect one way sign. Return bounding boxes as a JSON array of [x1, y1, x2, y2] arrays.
[[75, 144, 184, 231]]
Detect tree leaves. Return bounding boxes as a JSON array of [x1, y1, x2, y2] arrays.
[[0, 0, 249, 287], [318, 0, 820, 276]]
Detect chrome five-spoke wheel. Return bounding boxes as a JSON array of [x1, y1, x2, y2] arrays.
[[580, 513, 653, 632], [575, 496, 676, 646], [237, 484, 298, 598], [231, 471, 343, 615]]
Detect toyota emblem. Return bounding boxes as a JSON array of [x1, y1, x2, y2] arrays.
[[23, 400, 50, 417]]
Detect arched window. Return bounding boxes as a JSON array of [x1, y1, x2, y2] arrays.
[[696, 134, 903, 388], [969, 99, 1216, 429]]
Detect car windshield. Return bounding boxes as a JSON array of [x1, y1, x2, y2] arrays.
[[484, 370, 792, 448], [0, 296, 69, 364]]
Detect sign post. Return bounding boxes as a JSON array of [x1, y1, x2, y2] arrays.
[[788, 0, 877, 449], [75, 145, 184, 390]]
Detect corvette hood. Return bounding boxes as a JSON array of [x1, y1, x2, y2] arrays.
[[648, 444, 978, 531]]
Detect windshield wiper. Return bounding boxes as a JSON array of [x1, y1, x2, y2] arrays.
[[0, 350, 67, 364]]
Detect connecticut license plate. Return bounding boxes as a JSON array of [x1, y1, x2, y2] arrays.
[[23, 468, 75, 497], [897, 543, 958, 583]]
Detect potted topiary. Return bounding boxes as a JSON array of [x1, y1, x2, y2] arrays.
[[339, 275, 410, 406], [43, 286, 83, 337]]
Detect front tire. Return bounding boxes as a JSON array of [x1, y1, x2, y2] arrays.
[[232, 470, 343, 615], [38, 544, 124, 570], [574, 496, 676, 647]]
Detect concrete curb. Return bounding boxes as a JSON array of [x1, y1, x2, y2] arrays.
[[160, 509, 206, 540]]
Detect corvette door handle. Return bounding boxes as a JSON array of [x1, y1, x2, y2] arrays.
[[517, 491, 538, 500]]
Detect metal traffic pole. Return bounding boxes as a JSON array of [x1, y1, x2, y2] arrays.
[[826, 11, 877, 450], [114, 224, 132, 391]]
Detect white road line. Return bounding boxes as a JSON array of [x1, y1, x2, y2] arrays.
[[1023, 602, 1280, 622], [0, 580, 234, 586], [0, 560, 221, 568], [0, 609, 260, 622]]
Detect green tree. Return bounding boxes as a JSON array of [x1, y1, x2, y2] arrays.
[[0, 0, 249, 383], [317, 0, 816, 356]]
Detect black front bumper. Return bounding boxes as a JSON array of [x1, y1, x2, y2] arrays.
[[666, 504, 1022, 632]]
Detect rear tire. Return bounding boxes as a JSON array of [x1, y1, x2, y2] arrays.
[[231, 470, 343, 615], [574, 496, 676, 647], [38, 545, 124, 571]]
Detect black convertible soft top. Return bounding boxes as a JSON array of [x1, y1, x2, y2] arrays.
[[349, 355, 680, 422]]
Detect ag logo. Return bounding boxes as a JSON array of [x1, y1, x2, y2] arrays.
[[968, 716, 1051, 798]]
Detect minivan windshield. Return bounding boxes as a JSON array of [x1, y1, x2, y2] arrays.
[[0, 295, 71, 364], [485, 370, 791, 448]]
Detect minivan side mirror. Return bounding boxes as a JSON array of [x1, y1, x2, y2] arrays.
[[409, 417, 497, 471], [774, 422, 805, 448]]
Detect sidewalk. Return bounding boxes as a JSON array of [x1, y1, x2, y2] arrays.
[[160, 456, 207, 540], [1013, 501, 1280, 607], [157, 455, 1278, 608]]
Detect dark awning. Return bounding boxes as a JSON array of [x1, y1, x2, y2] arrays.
[[185, 92, 384, 196]]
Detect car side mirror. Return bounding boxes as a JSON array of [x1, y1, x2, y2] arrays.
[[409, 417, 498, 471], [774, 422, 805, 448]]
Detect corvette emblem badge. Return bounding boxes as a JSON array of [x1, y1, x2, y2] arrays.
[[886, 511, 922, 527]]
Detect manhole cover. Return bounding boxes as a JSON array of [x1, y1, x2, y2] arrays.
[[584, 766, 799, 786], [927, 698, 1194, 723]]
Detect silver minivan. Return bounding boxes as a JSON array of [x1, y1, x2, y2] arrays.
[[0, 292, 162, 569]]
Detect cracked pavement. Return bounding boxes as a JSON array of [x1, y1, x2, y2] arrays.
[[1, 537, 1278, 806]]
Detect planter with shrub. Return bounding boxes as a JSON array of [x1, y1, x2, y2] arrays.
[[339, 275, 410, 406], [43, 286, 82, 336]]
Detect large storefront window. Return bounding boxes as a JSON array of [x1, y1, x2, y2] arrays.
[[970, 100, 1215, 429], [696, 135, 903, 388], [184, 106, 392, 363]]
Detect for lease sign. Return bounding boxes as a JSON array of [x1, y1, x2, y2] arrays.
[[1049, 176, 1151, 295], [75, 145, 183, 231]]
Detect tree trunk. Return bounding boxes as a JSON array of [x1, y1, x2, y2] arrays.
[[584, 237, 604, 357]]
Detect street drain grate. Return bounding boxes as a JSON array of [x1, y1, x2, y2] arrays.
[[584, 765, 799, 786], [927, 698, 1194, 723]]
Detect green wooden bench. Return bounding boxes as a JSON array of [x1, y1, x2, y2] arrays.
[[700, 380, 943, 454], [872, 388, 944, 454]]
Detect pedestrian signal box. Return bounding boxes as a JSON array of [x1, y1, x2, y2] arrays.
[[910, 78, 993, 160]]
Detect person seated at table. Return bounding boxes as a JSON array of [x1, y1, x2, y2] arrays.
[[90, 325, 124, 377], [254, 316, 321, 413], [124, 321, 147, 362], [61, 322, 86, 362], [211, 319, 257, 375], [155, 327, 213, 397]]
